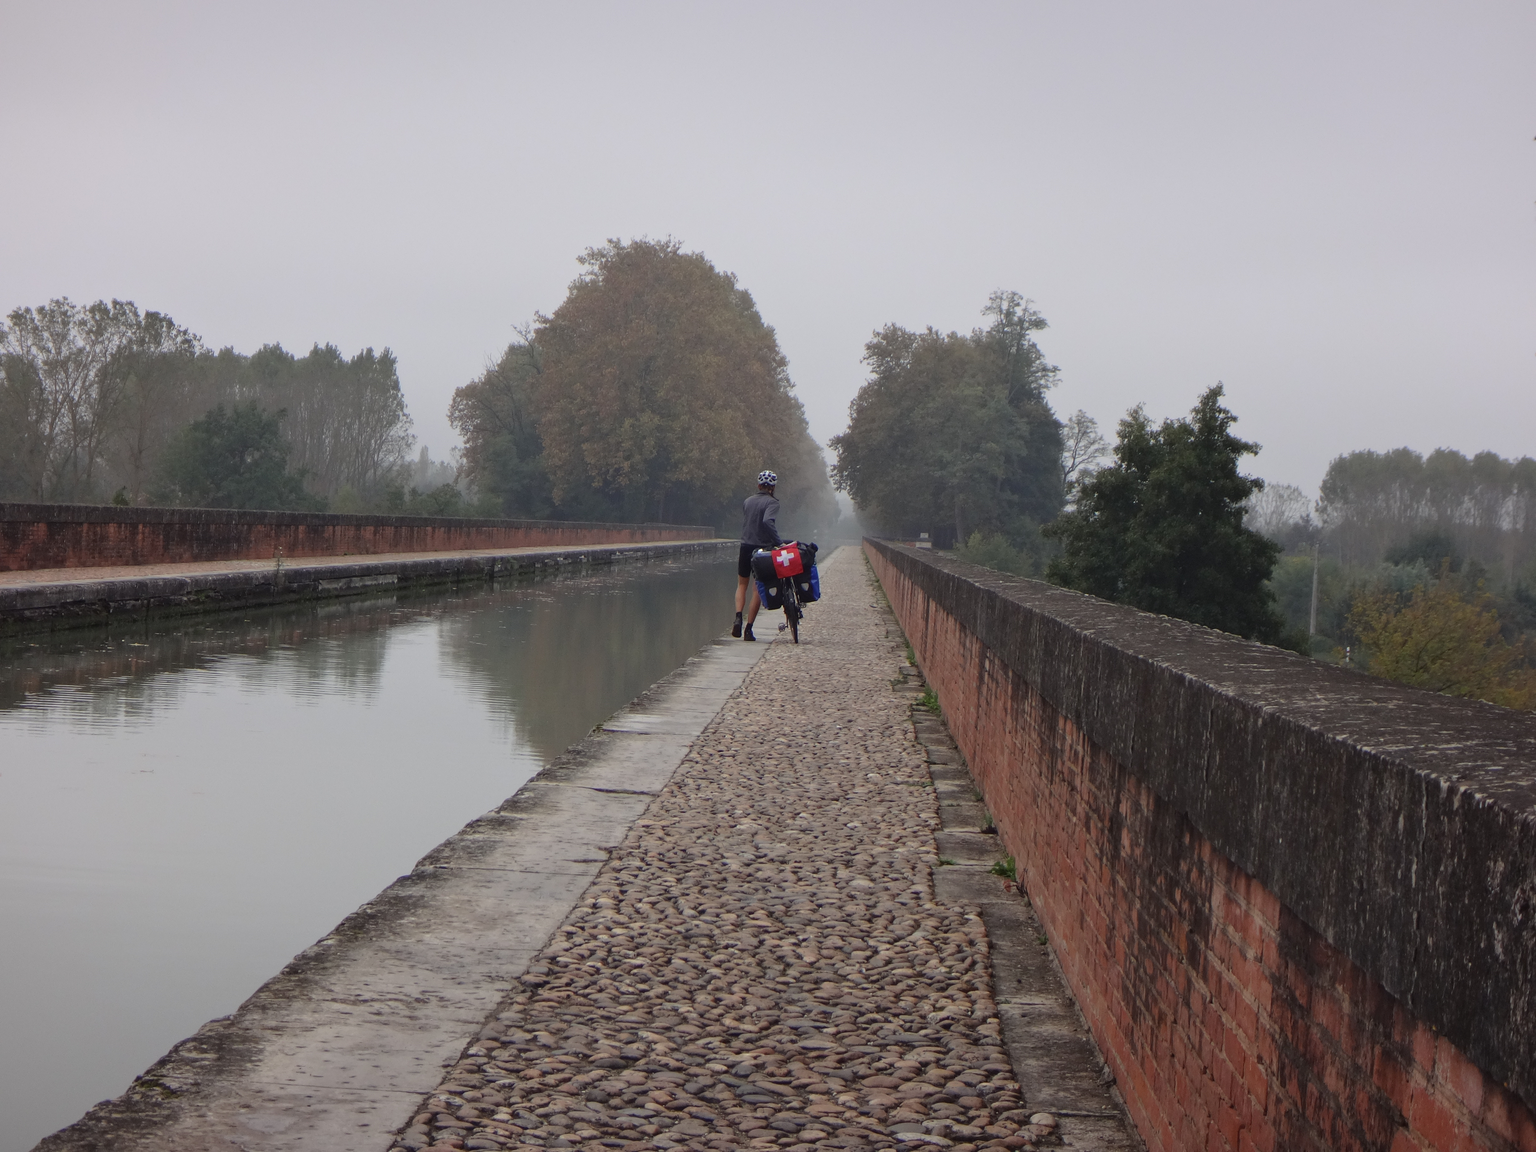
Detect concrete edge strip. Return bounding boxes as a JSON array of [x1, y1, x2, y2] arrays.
[[34, 628, 774, 1152], [1, 539, 732, 630]]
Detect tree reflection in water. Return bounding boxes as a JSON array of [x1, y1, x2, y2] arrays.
[[0, 550, 734, 1152]]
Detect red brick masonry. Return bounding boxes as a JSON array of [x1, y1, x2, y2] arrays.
[[0, 503, 713, 573], [866, 540, 1536, 1152]]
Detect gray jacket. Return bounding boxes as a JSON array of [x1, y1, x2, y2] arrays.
[[740, 492, 783, 548]]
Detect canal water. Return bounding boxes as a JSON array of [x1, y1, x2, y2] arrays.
[[0, 551, 735, 1152]]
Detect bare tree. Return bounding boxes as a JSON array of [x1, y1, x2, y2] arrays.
[[247, 342, 414, 500], [109, 311, 205, 501], [1243, 482, 1313, 540], [1059, 409, 1108, 501], [0, 298, 148, 500]]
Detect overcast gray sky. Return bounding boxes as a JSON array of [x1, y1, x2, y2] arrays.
[[3, 1, 1532, 497]]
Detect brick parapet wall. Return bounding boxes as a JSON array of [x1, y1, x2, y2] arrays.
[[864, 539, 1536, 1152], [0, 503, 713, 572]]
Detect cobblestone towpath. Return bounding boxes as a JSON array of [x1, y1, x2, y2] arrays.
[[391, 547, 1072, 1152]]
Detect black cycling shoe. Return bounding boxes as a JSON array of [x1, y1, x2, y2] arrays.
[[731, 612, 743, 638], [742, 624, 755, 641]]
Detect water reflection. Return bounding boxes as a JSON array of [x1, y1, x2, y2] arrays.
[[438, 571, 746, 762], [0, 552, 732, 1152], [0, 597, 405, 722]]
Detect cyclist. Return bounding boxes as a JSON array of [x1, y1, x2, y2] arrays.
[[733, 470, 782, 641]]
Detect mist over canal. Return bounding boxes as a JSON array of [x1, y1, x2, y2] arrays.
[[0, 551, 734, 1152]]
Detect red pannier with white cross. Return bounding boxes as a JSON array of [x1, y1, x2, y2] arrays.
[[770, 544, 804, 577]]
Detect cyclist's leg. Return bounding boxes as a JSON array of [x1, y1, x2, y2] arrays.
[[735, 544, 754, 614]]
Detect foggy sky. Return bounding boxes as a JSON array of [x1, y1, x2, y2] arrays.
[[3, 1, 1532, 498]]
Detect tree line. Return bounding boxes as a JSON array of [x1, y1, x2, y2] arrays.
[[0, 297, 417, 511], [828, 296, 1283, 641], [1244, 447, 1536, 708], [829, 302, 1534, 709], [829, 291, 1064, 550], [1, 241, 839, 534]]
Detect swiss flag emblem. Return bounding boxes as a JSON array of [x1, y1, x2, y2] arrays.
[[771, 545, 804, 577]]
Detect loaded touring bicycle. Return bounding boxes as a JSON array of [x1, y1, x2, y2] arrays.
[[750, 541, 819, 643]]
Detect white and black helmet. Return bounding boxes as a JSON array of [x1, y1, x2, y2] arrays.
[[757, 470, 778, 487]]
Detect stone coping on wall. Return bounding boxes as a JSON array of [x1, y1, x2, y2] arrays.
[[0, 502, 707, 532], [864, 538, 1536, 1114], [0, 502, 717, 573]]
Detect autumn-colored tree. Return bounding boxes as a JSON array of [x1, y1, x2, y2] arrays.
[[1348, 571, 1536, 709], [527, 238, 833, 531]]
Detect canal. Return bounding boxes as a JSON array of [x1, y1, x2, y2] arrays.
[[0, 550, 735, 1152]]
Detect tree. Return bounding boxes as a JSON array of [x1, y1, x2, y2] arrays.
[[0, 297, 179, 501], [1318, 447, 1536, 577], [523, 238, 834, 530], [1243, 482, 1313, 542], [1045, 385, 1284, 642], [0, 297, 417, 509], [246, 342, 414, 501], [1382, 526, 1460, 571], [830, 291, 1063, 546], [107, 310, 206, 502], [154, 402, 319, 511], [1349, 571, 1536, 709], [1060, 409, 1108, 504], [954, 530, 1034, 576], [449, 335, 554, 518]]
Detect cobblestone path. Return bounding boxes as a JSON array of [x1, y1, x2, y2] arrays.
[[391, 547, 1058, 1152]]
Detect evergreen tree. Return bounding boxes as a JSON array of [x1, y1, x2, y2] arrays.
[[1045, 385, 1283, 642]]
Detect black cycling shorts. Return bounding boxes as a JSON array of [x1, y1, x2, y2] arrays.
[[738, 543, 757, 578]]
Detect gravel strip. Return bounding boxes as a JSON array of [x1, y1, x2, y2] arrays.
[[390, 548, 1059, 1152]]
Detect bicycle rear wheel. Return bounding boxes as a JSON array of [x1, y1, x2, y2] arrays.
[[784, 580, 801, 644]]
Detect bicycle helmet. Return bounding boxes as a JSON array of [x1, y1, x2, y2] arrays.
[[757, 470, 778, 487]]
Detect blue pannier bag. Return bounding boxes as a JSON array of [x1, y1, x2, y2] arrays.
[[756, 579, 783, 611], [792, 565, 820, 603]]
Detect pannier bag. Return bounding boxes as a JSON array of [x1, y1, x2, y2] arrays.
[[752, 542, 820, 607], [793, 566, 821, 603], [751, 549, 778, 584], [755, 579, 784, 611]]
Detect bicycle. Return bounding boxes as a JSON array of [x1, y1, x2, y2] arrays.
[[777, 571, 804, 643], [750, 542, 818, 645]]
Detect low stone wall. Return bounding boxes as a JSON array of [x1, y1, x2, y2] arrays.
[[865, 539, 1536, 1152], [0, 503, 713, 572]]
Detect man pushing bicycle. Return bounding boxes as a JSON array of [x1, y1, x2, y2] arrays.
[[733, 470, 782, 641]]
